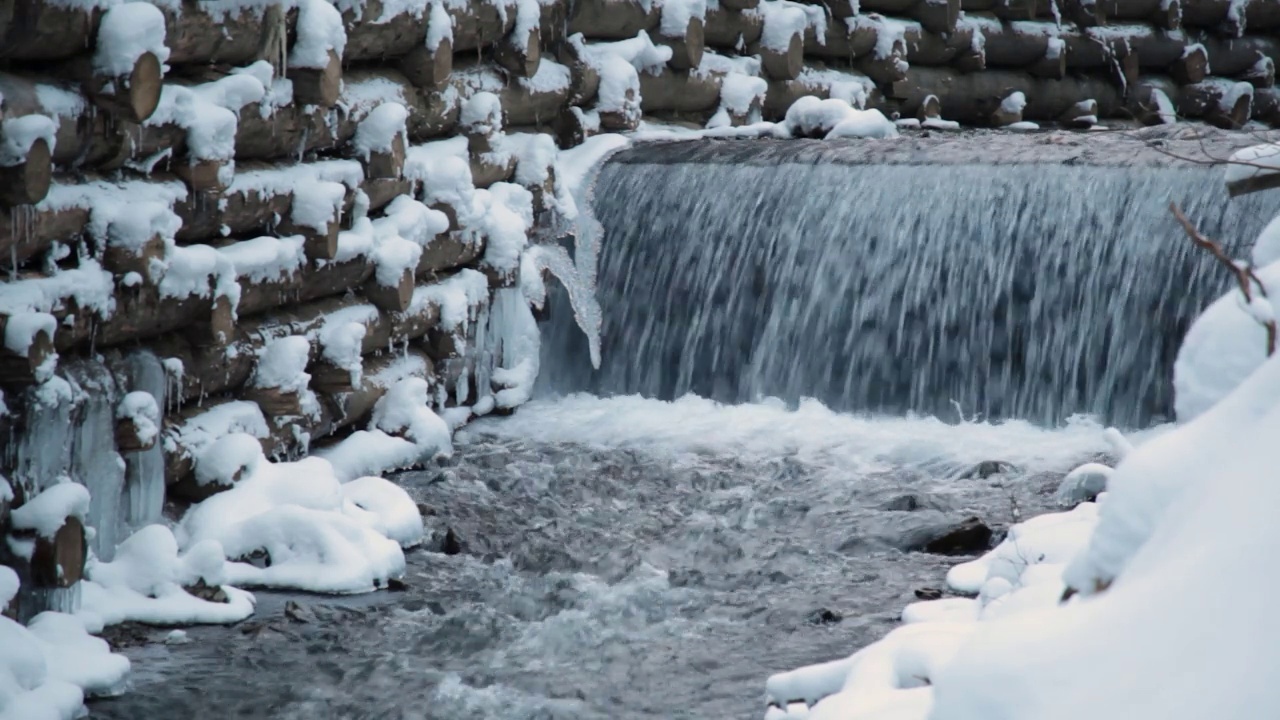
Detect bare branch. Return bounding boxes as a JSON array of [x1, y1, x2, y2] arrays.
[[1170, 203, 1277, 357]]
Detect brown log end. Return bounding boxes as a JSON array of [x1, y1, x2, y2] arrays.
[[1242, 56, 1275, 90], [245, 385, 305, 417], [721, 0, 761, 8], [430, 201, 462, 232], [103, 233, 166, 277], [1030, 51, 1068, 80], [560, 44, 602, 106], [125, 51, 164, 123], [209, 294, 237, 347], [470, 152, 517, 189], [311, 360, 359, 395], [760, 34, 803, 81], [1213, 90, 1253, 130], [989, 93, 1024, 127], [401, 37, 453, 89], [1155, 0, 1181, 29], [29, 517, 87, 588], [366, 268, 416, 313], [554, 106, 593, 148], [364, 131, 406, 180], [1170, 45, 1209, 86], [665, 17, 705, 71], [1227, 171, 1280, 198], [955, 48, 986, 74], [290, 49, 343, 108], [115, 417, 157, 453], [0, 137, 53, 207], [176, 159, 229, 194], [496, 27, 541, 78], [914, 0, 960, 35]]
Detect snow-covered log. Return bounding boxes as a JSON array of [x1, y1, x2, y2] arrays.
[[321, 348, 437, 430], [288, 49, 343, 108], [0, 312, 56, 384], [763, 70, 885, 119], [495, 14, 542, 78], [891, 66, 1124, 123], [803, 18, 910, 83], [1096, 0, 1182, 28], [1182, 0, 1280, 35], [158, 2, 288, 66], [451, 62, 573, 127], [0, 74, 136, 172], [1136, 75, 1254, 127], [51, 4, 168, 124], [1071, 26, 1210, 84], [339, 0, 435, 62], [704, 6, 764, 48], [1198, 36, 1280, 87], [661, 16, 707, 70], [902, 20, 986, 71], [861, 0, 963, 33], [96, 284, 237, 350]]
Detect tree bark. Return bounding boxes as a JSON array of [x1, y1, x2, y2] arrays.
[[660, 16, 706, 70], [639, 67, 724, 115], [705, 7, 764, 49], [451, 0, 517, 52], [1096, 0, 1181, 28], [160, 1, 294, 67], [891, 66, 1124, 123], [0, 73, 135, 172], [567, 0, 660, 40], [0, 0, 100, 61], [1198, 36, 1280, 86]]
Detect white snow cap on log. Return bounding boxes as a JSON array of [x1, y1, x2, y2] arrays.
[[290, 0, 348, 68], [660, 0, 708, 37], [0, 115, 56, 166], [584, 32, 673, 75], [0, 260, 116, 319], [3, 312, 57, 357], [290, 178, 347, 232], [217, 235, 308, 285], [94, 3, 171, 77], [93, 200, 182, 251], [353, 102, 409, 158], [757, 1, 809, 52], [10, 483, 91, 539], [117, 391, 161, 447], [460, 92, 504, 134], [426, 1, 453, 50], [251, 336, 313, 394]]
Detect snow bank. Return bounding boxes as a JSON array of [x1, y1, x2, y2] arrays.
[[318, 377, 453, 482], [784, 97, 898, 139]]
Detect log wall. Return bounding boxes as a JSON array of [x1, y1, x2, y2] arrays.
[[0, 0, 1278, 600]]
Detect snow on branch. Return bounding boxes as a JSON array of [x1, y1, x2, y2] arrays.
[[1171, 202, 1276, 357]]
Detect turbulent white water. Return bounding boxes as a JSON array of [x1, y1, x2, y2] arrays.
[[540, 148, 1280, 428]]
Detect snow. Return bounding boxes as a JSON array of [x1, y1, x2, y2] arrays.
[[3, 312, 56, 358], [290, 0, 347, 68], [426, 1, 452, 50], [146, 85, 241, 162], [116, 392, 159, 448], [784, 97, 897, 139], [477, 183, 534, 275], [9, 483, 90, 540], [1225, 142, 1280, 188], [163, 400, 271, 471], [353, 102, 408, 159], [251, 335, 313, 395], [154, 240, 239, 311], [317, 378, 454, 482], [576, 37, 643, 122], [757, 0, 808, 52], [0, 115, 56, 167], [193, 433, 264, 488], [1173, 258, 1280, 421], [588, 33, 673, 75], [1253, 213, 1280, 267], [94, 200, 181, 253], [460, 92, 504, 134], [660, 0, 707, 37], [92, 3, 170, 77], [178, 453, 422, 594], [80, 525, 255, 627], [1000, 91, 1026, 115], [289, 178, 346, 232]]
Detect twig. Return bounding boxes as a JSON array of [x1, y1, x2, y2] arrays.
[[1171, 203, 1277, 356]]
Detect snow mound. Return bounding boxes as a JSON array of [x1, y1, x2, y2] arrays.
[[784, 97, 897, 139], [318, 377, 453, 482], [80, 525, 254, 627]]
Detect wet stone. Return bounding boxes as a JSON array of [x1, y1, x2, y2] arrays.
[[806, 608, 844, 625]]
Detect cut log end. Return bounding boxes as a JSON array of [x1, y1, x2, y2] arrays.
[[115, 417, 157, 453], [915, 0, 961, 35], [1155, 0, 1182, 29], [664, 17, 706, 71], [245, 386, 305, 417], [989, 94, 1024, 127], [0, 138, 53, 207], [1216, 92, 1253, 130], [126, 51, 164, 123], [496, 26, 541, 78], [29, 517, 87, 588], [401, 38, 453, 89], [1059, 99, 1099, 127], [176, 159, 230, 194], [363, 132, 407, 180], [0, 324, 56, 383], [759, 34, 803, 81], [209, 295, 237, 347], [103, 234, 166, 277], [1171, 46, 1210, 86], [1030, 51, 1068, 80], [917, 94, 943, 120], [290, 49, 343, 108], [366, 268, 416, 313]]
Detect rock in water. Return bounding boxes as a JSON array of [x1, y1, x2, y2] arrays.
[[896, 516, 994, 555], [806, 608, 844, 625]]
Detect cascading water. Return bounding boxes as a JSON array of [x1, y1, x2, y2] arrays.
[[540, 141, 1280, 428]]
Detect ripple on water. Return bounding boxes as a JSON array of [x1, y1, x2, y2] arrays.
[[90, 396, 1127, 720]]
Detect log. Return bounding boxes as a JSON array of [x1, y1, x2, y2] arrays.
[[891, 66, 1124, 123], [115, 415, 157, 453], [289, 49, 343, 108], [1198, 36, 1280, 87], [1255, 87, 1280, 125], [58, 50, 164, 125], [1135, 75, 1253, 127], [364, 177, 416, 213], [11, 517, 88, 591], [102, 232, 167, 278], [960, 0, 1038, 20], [1059, 98, 1101, 126], [902, 21, 986, 70], [804, 16, 902, 61], [1182, 0, 1280, 34], [233, 101, 340, 161], [970, 17, 1070, 77], [567, 0, 660, 39], [704, 7, 763, 49], [557, 39, 602, 106], [0, 137, 52, 207], [753, 34, 805, 81], [860, 0, 962, 33], [639, 68, 724, 115], [344, 69, 461, 141], [341, 0, 431, 62], [160, 2, 292, 67], [323, 349, 432, 430], [365, 269, 416, 314], [553, 105, 601, 147], [0, 192, 91, 269], [235, 255, 373, 318], [451, 62, 573, 127], [496, 21, 542, 79], [1096, 0, 1181, 28], [762, 73, 884, 119], [89, 283, 238, 351], [401, 36, 454, 90], [661, 16, 706, 70], [0, 74, 135, 171], [0, 0, 100, 61], [451, 0, 517, 52]]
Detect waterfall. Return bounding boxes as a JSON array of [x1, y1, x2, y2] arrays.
[[539, 141, 1280, 428]]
